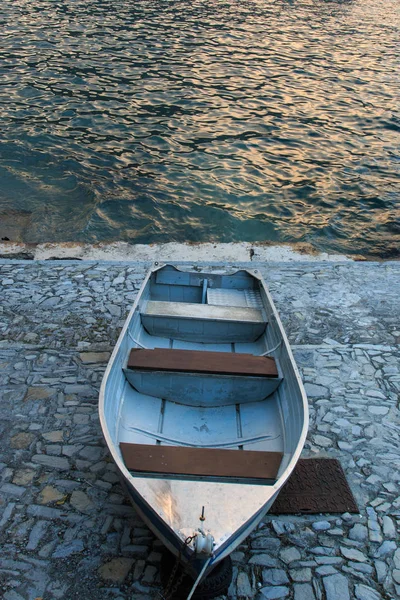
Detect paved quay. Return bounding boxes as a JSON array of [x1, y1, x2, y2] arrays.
[[0, 258, 399, 600]]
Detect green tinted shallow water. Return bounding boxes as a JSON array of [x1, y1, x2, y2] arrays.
[[0, 0, 399, 257]]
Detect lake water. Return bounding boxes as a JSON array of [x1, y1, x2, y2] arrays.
[[1, 0, 399, 257]]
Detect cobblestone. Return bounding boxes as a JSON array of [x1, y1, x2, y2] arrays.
[[0, 259, 399, 599], [293, 583, 315, 600], [259, 587, 289, 599], [52, 540, 85, 558], [262, 569, 290, 586], [323, 573, 350, 600]]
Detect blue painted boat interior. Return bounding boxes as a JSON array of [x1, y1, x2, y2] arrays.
[[103, 265, 305, 478]]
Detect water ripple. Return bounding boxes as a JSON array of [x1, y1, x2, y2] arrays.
[[0, 0, 399, 257]]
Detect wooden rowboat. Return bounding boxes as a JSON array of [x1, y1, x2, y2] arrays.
[[99, 263, 308, 590]]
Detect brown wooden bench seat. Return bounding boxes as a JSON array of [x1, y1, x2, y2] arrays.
[[120, 442, 283, 481], [127, 348, 278, 378]]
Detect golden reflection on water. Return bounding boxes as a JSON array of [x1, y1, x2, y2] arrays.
[[0, 0, 399, 257]]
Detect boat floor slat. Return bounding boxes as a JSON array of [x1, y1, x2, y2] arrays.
[[120, 442, 283, 480]]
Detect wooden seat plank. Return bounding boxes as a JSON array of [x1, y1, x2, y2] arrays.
[[144, 300, 265, 324], [120, 443, 282, 480], [127, 348, 278, 378]]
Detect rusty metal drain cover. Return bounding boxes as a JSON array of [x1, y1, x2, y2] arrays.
[[270, 458, 358, 514]]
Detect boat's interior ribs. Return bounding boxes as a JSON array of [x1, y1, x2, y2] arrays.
[[119, 442, 283, 484]]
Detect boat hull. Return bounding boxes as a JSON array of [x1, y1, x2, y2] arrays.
[[99, 263, 309, 579]]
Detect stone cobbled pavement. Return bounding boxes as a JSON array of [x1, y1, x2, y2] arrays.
[[0, 260, 399, 600]]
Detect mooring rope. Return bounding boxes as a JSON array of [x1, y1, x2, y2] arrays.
[[186, 557, 212, 600]]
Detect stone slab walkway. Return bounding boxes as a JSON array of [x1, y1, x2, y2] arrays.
[[0, 260, 399, 600]]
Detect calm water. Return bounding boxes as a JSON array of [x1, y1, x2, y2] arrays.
[[1, 0, 399, 257]]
